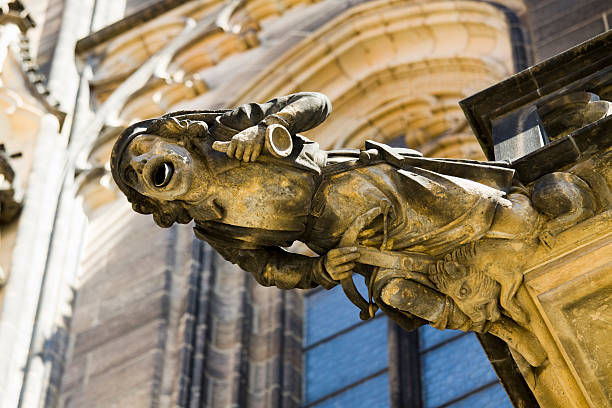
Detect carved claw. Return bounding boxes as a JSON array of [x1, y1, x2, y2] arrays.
[[485, 300, 501, 322], [539, 229, 556, 249], [501, 298, 529, 326], [511, 334, 547, 368], [488, 317, 547, 367], [498, 273, 529, 325]]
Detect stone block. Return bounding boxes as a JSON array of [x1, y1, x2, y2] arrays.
[[532, 0, 609, 42], [248, 329, 282, 361], [282, 335, 303, 368], [72, 291, 167, 355], [244, 393, 269, 408], [97, 269, 168, 322], [62, 319, 165, 389], [281, 394, 301, 408], [63, 378, 155, 408], [251, 307, 282, 335], [285, 308, 303, 337], [536, 18, 607, 61], [61, 348, 161, 407], [525, 223, 612, 407], [210, 317, 242, 349], [248, 360, 275, 393], [68, 300, 101, 333], [204, 345, 240, 380], [280, 364, 302, 399], [205, 377, 233, 408], [86, 349, 160, 396]]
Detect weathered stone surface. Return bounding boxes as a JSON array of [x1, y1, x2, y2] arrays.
[[524, 219, 612, 408], [460, 29, 612, 408], [107, 22, 612, 406], [524, 0, 611, 62], [62, 350, 161, 408], [7, 1, 612, 407], [62, 318, 165, 390], [72, 291, 167, 355], [513, 116, 612, 183]]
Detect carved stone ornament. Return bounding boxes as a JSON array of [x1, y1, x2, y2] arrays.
[[111, 92, 612, 369], [0, 144, 22, 288], [0, 144, 22, 225]]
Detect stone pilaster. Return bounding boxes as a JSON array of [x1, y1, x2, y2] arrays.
[[176, 244, 303, 408]]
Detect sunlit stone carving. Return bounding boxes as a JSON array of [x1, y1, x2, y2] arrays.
[[111, 92, 611, 370]]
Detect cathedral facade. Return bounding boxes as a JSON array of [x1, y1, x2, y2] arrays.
[[0, 0, 610, 407]]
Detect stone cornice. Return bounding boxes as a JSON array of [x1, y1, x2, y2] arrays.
[[75, 0, 196, 56], [460, 29, 612, 160]]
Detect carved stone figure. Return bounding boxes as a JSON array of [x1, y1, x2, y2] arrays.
[[111, 92, 601, 368], [0, 144, 22, 225]]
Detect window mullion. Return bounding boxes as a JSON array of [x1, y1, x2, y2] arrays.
[[388, 321, 422, 408]]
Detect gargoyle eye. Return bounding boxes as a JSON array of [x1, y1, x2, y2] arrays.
[[152, 162, 174, 188], [459, 283, 471, 298]]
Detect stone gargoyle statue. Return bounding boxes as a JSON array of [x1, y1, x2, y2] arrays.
[[111, 92, 601, 368]]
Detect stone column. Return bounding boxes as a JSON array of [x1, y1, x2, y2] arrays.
[[175, 245, 303, 408]]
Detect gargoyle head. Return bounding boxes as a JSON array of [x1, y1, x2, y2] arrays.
[[429, 260, 501, 330], [111, 113, 225, 228]]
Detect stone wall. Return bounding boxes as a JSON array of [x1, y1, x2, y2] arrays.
[[524, 0, 611, 61], [58, 202, 176, 407]]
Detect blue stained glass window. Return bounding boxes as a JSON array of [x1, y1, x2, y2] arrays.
[[302, 255, 512, 408], [419, 327, 513, 408], [419, 324, 464, 351], [447, 383, 513, 408], [304, 316, 388, 403], [305, 284, 365, 346], [310, 372, 391, 408], [303, 277, 390, 407]]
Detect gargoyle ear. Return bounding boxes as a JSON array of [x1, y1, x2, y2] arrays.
[[185, 120, 208, 139]]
